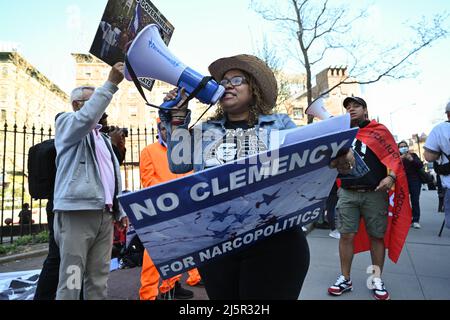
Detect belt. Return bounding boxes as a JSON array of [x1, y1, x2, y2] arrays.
[[344, 187, 375, 193]]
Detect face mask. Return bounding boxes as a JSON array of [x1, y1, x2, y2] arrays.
[[399, 147, 409, 155]]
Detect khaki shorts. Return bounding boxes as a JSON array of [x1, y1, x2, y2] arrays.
[[336, 188, 389, 239]]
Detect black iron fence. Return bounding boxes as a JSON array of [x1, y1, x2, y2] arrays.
[[0, 122, 157, 244]]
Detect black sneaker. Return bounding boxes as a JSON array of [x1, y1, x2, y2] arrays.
[[172, 281, 194, 300]]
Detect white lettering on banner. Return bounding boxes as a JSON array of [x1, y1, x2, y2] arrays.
[[160, 257, 196, 277], [131, 194, 181, 220], [230, 169, 247, 190], [211, 178, 228, 195], [331, 141, 349, 158], [158, 207, 322, 277], [129, 142, 349, 221], [156, 193, 179, 211], [271, 155, 289, 175], [288, 150, 310, 171], [190, 182, 210, 201], [310, 145, 328, 164], [248, 164, 270, 184], [130, 199, 158, 220]]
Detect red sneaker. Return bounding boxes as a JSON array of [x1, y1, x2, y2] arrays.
[[372, 277, 390, 300], [328, 275, 353, 296]]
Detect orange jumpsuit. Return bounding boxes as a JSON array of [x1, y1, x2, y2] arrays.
[[139, 142, 201, 300]]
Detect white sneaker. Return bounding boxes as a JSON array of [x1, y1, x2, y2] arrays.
[[372, 277, 390, 300], [329, 230, 341, 239], [328, 275, 353, 296], [412, 222, 421, 229]]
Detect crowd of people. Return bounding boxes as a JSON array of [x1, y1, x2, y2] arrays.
[[31, 55, 449, 300]]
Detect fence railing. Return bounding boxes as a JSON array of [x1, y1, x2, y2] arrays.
[[0, 122, 157, 244]]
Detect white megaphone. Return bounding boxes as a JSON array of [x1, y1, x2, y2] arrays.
[[305, 97, 332, 120], [125, 24, 225, 109]]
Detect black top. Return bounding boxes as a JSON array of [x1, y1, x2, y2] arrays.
[[19, 209, 32, 224], [401, 153, 423, 182], [341, 121, 387, 190], [224, 120, 253, 130]]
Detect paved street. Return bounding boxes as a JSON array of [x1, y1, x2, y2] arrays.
[[300, 189, 450, 300], [1, 189, 449, 300]]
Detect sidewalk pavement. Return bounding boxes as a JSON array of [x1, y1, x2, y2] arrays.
[[300, 189, 450, 300], [1, 189, 449, 300]]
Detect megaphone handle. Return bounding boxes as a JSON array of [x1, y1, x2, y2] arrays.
[[160, 90, 184, 109]]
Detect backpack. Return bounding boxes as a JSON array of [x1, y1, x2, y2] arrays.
[[434, 153, 450, 176], [119, 231, 145, 269], [27, 139, 57, 200]]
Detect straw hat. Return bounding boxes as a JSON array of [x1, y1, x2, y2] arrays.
[[208, 54, 278, 106]]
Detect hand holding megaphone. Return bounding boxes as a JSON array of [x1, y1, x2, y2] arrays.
[[163, 88, 189, 123], [125, 24, 225, 109]]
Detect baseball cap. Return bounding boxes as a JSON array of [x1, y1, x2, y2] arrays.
[[446, 101, 450, 113], [343, 96, 367, 109]]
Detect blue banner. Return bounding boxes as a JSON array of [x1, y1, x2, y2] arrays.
[[118, 128, 358, 279]]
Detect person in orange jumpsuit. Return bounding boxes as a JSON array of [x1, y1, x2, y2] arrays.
[[139, 119, 202, 300]]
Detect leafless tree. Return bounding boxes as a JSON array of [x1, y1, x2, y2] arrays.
[[254, 36, 293, 113], [251, 0, 448, 123]]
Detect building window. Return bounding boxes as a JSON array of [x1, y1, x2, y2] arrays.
[[1, 109, 6, 122], [293, 107, 304, 119]]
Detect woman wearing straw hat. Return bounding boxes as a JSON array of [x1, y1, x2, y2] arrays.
[[159, 54, 354, 299]]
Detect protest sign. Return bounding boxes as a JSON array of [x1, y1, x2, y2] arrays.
[[119, 116, 359, 279], [89, 0, 174, 89]]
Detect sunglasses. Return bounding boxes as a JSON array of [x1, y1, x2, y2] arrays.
[[219, 76, 248, 87]]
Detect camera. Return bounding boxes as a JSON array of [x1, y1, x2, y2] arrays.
[[100, 126, 128, 138]]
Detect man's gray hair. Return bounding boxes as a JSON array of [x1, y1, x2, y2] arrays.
[[70, 86, 95, 103]]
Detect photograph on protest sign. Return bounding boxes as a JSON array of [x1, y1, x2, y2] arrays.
[[89, 0, 174, 89], [118, 116, 359, 279]]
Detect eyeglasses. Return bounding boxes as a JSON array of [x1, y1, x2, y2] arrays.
[[219, 76, 247, 87]]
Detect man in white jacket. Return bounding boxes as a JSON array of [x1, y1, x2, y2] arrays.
[[53, 62, 129, 300]]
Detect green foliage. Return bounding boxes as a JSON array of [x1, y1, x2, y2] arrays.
[[14, 234, 33, 246], [0, 244, 17, 255], [34, 231, 49, 243], [0, 231, 48, 256]]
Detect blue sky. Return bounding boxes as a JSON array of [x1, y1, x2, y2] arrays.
[[0, 0, 449, 140]]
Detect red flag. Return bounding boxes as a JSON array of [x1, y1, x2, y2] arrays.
[[352, 121, 411, 263]]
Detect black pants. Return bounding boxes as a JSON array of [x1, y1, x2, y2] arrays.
[[326, 184, 338, 230], [408, 179, 422, 223], [198, 227, 310, 300], [34, 205, 60, 300]]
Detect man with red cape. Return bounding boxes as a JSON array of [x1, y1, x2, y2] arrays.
[[328, 97, 411, 300]]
